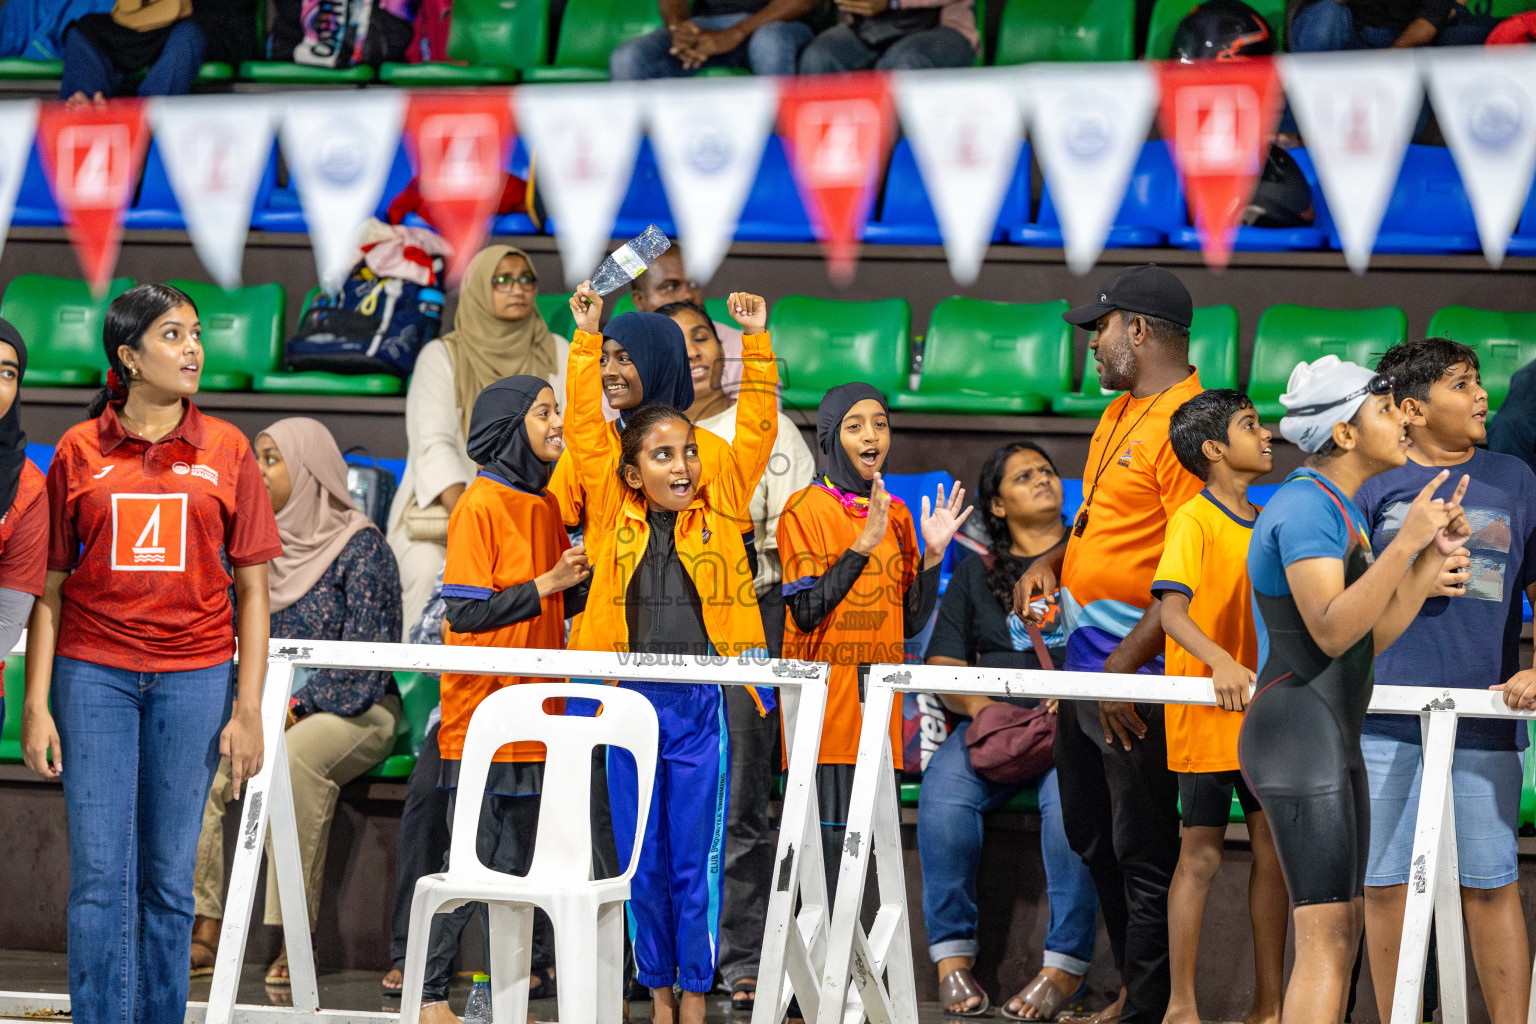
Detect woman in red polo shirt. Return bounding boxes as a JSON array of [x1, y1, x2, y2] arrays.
[[20, 284, 282, 1024]]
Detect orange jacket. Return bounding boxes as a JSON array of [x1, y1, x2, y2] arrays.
[[563, 328, 780, 712]]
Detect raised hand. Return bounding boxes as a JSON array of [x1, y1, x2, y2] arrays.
[[1432, 474, 1471, 556], [729, 291, 768, 335], [570, 280, 602, 336], [851, 471, 891, 556], [920, 481, 973, 570], [1396, 469, 1454, 552]]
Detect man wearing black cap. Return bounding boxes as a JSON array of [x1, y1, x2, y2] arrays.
[[1014, 265, 1205, 1024]]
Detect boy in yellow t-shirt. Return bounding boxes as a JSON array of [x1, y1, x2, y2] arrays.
[[1152, 389, 1286, 1024]]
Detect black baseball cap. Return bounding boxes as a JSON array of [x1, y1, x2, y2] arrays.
[[1062, 264, 1194, 329]]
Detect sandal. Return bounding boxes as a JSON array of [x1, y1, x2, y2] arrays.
[[529, 965, 558, 1000], [265, 951, 290, 988], [381, 965, 404, 999], [189, 938, 217, 979], [1057, 989, 1124, 1024], [1001, 971, 1085, 1021], [939, 967, 991, 1017], [731, 979, 756, 1013]]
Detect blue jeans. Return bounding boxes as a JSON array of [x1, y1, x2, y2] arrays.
[[54, 655, 232, 1024], [798, 23, 975, 73], [59, 19, 207, 100], [1289, 0, 1495, 50], [918, 719, 1098, 975], [609, 13, 812, 79]]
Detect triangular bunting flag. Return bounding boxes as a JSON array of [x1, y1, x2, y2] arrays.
[[280, 91, 406, 291], [149, 96, 277, 290], [403, 89, 515, 287], [0, 101, 38, 268], [777, 73, 895, 286], [893, 69, 1025, 285], [1157, 58, 1283, 269], [515, 84, 644, 288], [646, 77, 776, 287], [36, 99, 149, 295], [1424, 47, 1536, 268], [1025, 62, 1158, 275], [1279, 52, 1419, 275]]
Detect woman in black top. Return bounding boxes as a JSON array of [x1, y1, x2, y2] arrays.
[[919, 443, 1098, 1021]]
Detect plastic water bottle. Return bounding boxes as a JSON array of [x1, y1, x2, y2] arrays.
[[464, 973, 493, 1024], [589, 224, 672, 296]]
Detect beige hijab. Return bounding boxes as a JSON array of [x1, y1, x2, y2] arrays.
[[443, 245, 557, 438], [263, 417, 375, 613]]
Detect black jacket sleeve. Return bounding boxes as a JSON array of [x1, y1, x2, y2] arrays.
[[443, 580, 542, 634], [784, 548, 870, 634], [903, 563, 942, 638]]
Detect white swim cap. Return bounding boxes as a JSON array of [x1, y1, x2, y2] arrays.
[[1279, 355, 1390, 454]]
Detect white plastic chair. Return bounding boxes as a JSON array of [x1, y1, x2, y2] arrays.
[[400, 682, 659, 1024]]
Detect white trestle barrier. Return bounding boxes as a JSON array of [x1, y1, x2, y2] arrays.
[[813, 663, 1536, 1024], [0, 638, 831, 1024]]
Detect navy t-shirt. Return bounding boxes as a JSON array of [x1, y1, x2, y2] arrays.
[[1355, 449, 1536, 750]]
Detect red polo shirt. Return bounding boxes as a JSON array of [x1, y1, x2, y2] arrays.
[[47, 401, 283, 671]]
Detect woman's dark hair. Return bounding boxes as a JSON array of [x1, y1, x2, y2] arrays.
[[86, 283, 198, 419], [617, 403, 693, 487], [654, 301, 719, 343], [975, 441, 1059, 613]]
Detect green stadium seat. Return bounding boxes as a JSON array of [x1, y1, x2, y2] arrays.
[[365, 671, 442, 780], [899, 779, 1040, 814], [1523, 721, 1536, 832], [1, 275, 134, 387], [167, 280, 285, 391], [1490, 0, 1536, 17], [381, 0, 549, 83], [238, 62, 377, 84], [253, 286, 404, 396], [520, 0, 662, 82], [1053, 305, 1240, 417], [1424, 306, 1536, 414], [1249, 305, 1407, 421], [994, 0, 1136, 63], [0, 59, 229, 80], [0, 656, 23, 764], [537, 292, 578, 339], [892, 298, 1073, 414], [1145, 0, 1285, 55], [766, 296, 911, 410]]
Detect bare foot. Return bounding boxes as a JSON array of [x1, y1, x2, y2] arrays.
[[680, 990, 706, 1024], [937, 955, 985, 1014], [652, 986, 679, 1024], [1243, 1006, 1281, 1024], [91, 91, 107, 111], [265, 946, 289, 985], [1006, 966, 1084, 1020], [419, 1001, 462, 1024], [1060, 987, 1125, 1024], [63, 92, 91, 112], [382, 968, 403, 993], [1162, 1004, 1202, 1024]]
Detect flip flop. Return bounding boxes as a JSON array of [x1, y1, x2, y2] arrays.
[[1000, 972, 1086, 1021], [189, 938, 217, 979], [265, 951, 291, 988], [731, 980, 757, 1014], [939, 967, 991, 1017]]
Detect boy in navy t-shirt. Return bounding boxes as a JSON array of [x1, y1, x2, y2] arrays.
[[1354, 338, 1536, 1024]]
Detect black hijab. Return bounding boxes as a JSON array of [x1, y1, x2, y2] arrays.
[[605, 312, 694, 426], [0, 319, 27, 516], [816, 382, 888, 498], [465, 375, 556, 494]]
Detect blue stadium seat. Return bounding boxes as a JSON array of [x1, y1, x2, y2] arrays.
[[1009, 141, 1180, 248], [862, 139, 1030, 245], [734, 135, 815, 243], [1167, 146, 1327, 252], [1502, 171, 1536, 257], [12, 145, 60, 227], [543, 137, 677, 240], [1326, 145, 1479, 255], [253, 142, 414, 233], [125, 140, 281, 230]]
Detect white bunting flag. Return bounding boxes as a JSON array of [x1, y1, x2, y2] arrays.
[[894, 69, 1025, 285], [1424, 47, 1536, 268], [1025, 62, 1158, 274], [150, 96, 276, 289], [1279, 52, 1420, 275], [0, 101, 37, 266], [516, 85, 644, 287], [646, 78, 775, 287], [280, 91, 406, 291]]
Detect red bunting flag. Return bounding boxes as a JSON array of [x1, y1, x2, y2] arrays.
[[1157, 58, 1283, 269], [403, 90, 515, 286], [36, 100, 149, 295], [777, 73, 894, 286]]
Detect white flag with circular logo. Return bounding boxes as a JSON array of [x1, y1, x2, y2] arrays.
[[1424, 47, 1536, 268], [516, 84, 644, 287], [645, 78, 775, 287], [151, 96, 277, 289], [894, 69, 1026, 285], [1025, 62, 1158, 275], [1279, 51, 1420, 275], [280, 91, 406, 291], [0, 101, 37, 267]]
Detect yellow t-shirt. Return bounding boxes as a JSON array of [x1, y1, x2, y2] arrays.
[[1151, 491, 1260, 774]]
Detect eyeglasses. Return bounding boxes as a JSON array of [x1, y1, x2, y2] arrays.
[[1287, 374, 1396, 418], [492, 273, 538, 292]]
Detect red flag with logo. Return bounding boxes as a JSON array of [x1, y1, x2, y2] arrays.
[[778, 73, 894, 285], [403, 90, 515, 285], [36, 100, 149, 295], [1157, 59, 1283, 269]]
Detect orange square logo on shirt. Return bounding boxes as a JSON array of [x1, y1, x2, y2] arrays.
[[111, 493, 187, 572]]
